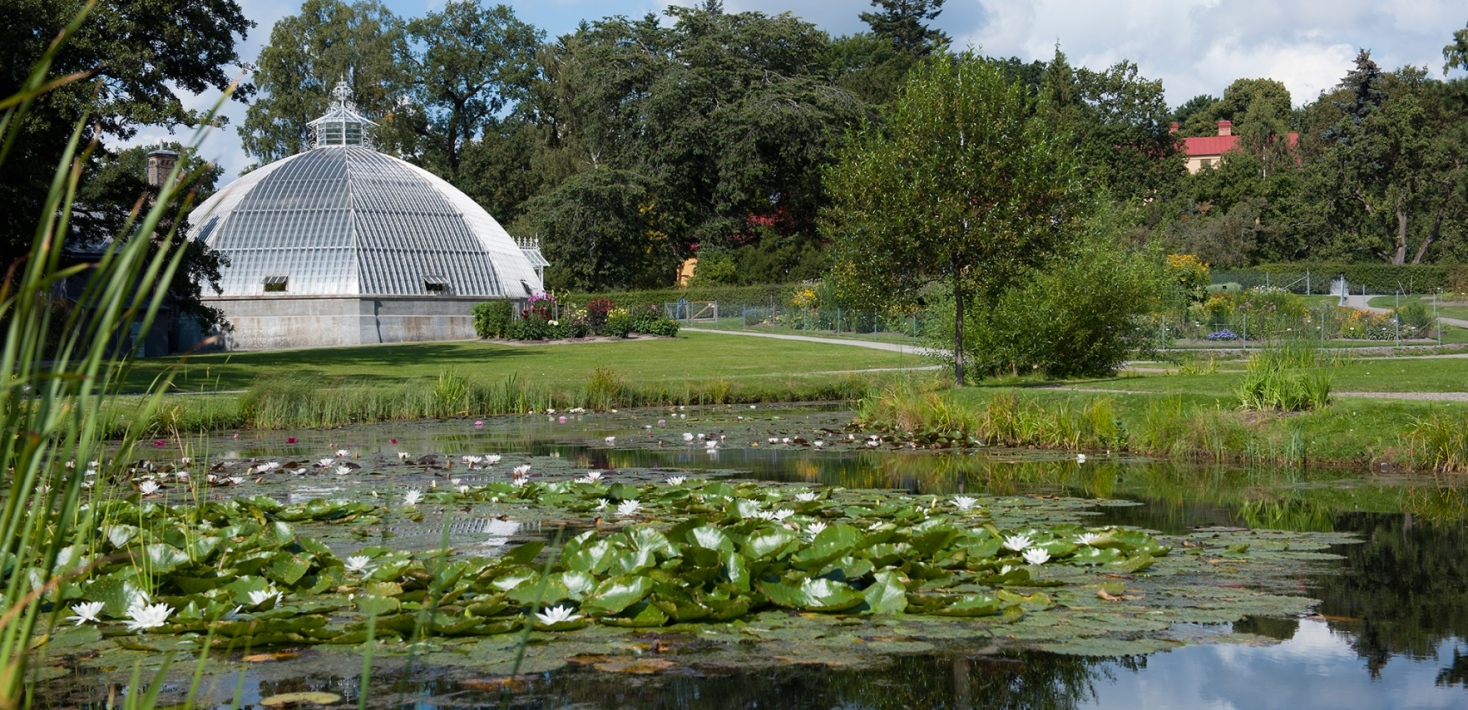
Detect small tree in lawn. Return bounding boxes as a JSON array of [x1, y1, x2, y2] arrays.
[[824, 53, 1079, 384]]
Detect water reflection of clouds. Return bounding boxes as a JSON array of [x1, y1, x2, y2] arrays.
[[1085, 620, 1468, 709]]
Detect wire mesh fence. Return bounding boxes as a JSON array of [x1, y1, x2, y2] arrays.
[[1147, 304, 1444, 348], [661, 300, 928, 342]]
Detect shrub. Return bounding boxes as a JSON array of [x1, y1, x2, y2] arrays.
[[933, 226, 1166, 380], [510, 312, 551, 340], [471, 300, 514, 339], [587, 297, 615, 334], [604, 309, 635, 338]]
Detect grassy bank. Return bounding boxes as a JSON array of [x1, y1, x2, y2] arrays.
[[103, 330, 938, 435], [124, 331, 927, 394], [856, 380, 1468, 472]]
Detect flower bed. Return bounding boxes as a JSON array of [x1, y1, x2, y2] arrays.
[[472, 295, 680, 341]]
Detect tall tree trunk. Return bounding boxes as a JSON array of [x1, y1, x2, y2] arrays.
[[1412, 194, 1450, 265], [953, 275, 965, 386], [1392, 208, 1408, 265]]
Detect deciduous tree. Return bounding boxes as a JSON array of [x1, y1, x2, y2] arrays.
[[824, 53, 1079, 383]]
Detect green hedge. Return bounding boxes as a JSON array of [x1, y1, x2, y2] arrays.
[[1212, 263, 1467, 295], [559, 283, 804, 310]]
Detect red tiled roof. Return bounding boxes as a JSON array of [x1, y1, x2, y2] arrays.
[[1184, 133, 1299, 158]]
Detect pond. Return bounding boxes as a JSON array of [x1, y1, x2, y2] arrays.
[[35, 405, 1468, 709]]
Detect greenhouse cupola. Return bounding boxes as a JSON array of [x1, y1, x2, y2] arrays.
[[186, 79, 546, 351]]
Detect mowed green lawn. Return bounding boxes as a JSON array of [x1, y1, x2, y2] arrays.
[[125, 331, 934, 394], [1054, 355, 1468, 397]]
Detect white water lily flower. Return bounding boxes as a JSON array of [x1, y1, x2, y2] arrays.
[[705, 440, 717, 449], [781, 438, 790, 444], [318, 458, 335, 468], [999, 565, 1015, 576], [753, 510, 778, 521], [803, 521, 828, 540], [535, 604, 582, 626], [463, 455, 482, 465], [952, 496, 977, 511], [771, 509, 795, 521], [814, 441, 825, 449], [1022, 548, 1051, 565], [1076, 453, 1087, 464], [336, 449, 351, 458], [768, 438, 778, 444], [403, 489, 424, 506], [344, 556, 372, 574], [225, 476, 245, 486], [510, 477, 528, 487], [175, 471, 190, 481], [578, 471, 603, 483], [595, 499, 610, 511], [604, 436, 616, 445], [866, 521, 884, 531], [397, 452, 410, 460], [512, 464, 531, 477], [616, 499, 640, 517], [795, 492, 819, 502], [1075, 532, 1105, 546], [1003, 534, 1033, 552], [137, 480, 161, 496], [124, 603, 173, 632], [682, 433, 694, 442], [335, 466, 351, 476], [67, 601, 104, 626], [457, 485, 470, 494], [291, 468, 307, 475], [485, 455, 502, 465], [248, 589, 282, 606], [665, 476, 686, 485]]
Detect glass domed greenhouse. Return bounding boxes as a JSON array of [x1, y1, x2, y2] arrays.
[[187, 81, 546, 350]]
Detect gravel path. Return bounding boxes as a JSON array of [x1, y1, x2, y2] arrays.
[[1341, 294, 1468, 329], [680, 327, 935, 355]]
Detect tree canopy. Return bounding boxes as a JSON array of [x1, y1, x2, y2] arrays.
[[824, 53, 1080, 383]]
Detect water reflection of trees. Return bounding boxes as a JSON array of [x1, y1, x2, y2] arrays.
[[1311, 511, 1468, 679]]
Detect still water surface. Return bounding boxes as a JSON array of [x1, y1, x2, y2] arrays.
[[79, 407, 1468, 708]]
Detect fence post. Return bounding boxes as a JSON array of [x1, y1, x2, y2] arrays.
[[836, 308, 841, 335], [1306, 270, 1310, 295], [1242, 314, 1247, 350]]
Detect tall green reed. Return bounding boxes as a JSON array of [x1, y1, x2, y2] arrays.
[[0, 5, 232, 703]]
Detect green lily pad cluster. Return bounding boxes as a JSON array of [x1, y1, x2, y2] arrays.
[[450, 477, 1171, 627], [35, 473, 1178, 650]]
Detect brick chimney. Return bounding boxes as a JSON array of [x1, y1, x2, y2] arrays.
[[1169, 121, 1179, 134], [146, 148, 179, 187], [1217, 120, 1232, 137]]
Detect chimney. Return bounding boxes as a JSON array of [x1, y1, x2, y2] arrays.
[[1169, 121, 1179, 134], [1217, 120, 1232, 137], [146, 148, 179, 188]]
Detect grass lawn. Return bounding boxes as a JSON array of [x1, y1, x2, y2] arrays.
[[1034, 355, 1468, 397], [125, 331, 936, 394], [1367, 295, 1468, 321], [943, 386, 1463, 465]]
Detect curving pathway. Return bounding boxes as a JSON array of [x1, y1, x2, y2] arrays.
[[1341, 294, 1468, 329], [681, 327, 935, 355]]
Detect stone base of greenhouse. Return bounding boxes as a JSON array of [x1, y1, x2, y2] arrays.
[[203, 295, 512, 350]]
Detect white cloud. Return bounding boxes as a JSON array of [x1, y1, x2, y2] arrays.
[[964, 0, 1466, 107]]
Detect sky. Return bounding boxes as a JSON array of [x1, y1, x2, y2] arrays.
[[118, 0, 1468, 180]]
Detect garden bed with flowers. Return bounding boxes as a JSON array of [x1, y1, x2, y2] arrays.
[[1165, 286, 1439, 344], [472, 294, 680, 342]]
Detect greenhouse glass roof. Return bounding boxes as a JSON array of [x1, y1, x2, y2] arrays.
[[187, 83, 543, 299]]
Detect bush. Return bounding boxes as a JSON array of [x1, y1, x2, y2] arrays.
[[587, 297, 614, 334], [472, 300, 514, 339], [931, 220, 1166, 380], [1212, 263, 1465, 295], [510, 312, 550, 340], [604, 310, 635, 338]]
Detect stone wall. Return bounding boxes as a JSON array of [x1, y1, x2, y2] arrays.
[[202, 295, 493, 350]]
